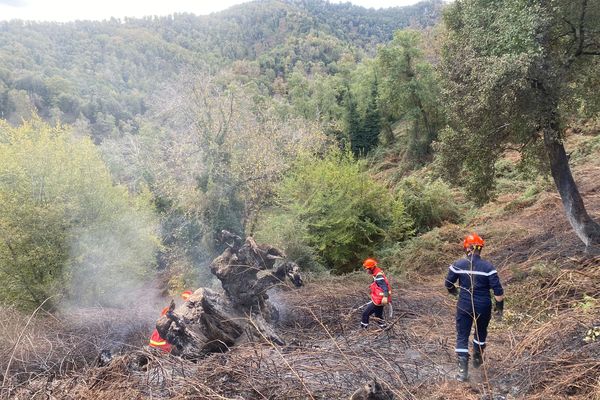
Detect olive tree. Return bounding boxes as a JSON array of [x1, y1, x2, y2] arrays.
[[438, 0, 600, 249]]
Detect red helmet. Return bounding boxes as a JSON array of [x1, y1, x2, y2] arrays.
[[463, 233, 485, 249], [363, 258, 378, 269], [181, 290, 193, 301]]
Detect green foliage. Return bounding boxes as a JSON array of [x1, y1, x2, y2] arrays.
[[254, 212, 325, 273], [379, 225, 462, 279], [346, 91, 374, 156], [503, 178, 551, 212], [569, 133, 600, 165], [0, 120, 158, 309], [283, 66, 346, 127], [434, 127, 499, 205], [437, 0, 543, 203], [357, 81, 381, 156], [565, 59, 600, 119], [272, 150, 412, 273], [341, 63, 382, 157], [397, 176, 463, 233], [0, 1, 443, 141], [438, 0, 600, 204], [376, 30, 445, 165], [293, 0, 445, 49]]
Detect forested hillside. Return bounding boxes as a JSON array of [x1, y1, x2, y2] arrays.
[[0, 0, 599, 398], [0, 0, 442, 140]]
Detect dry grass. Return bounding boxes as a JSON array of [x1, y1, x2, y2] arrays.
[[0, 305, 153, 400], [2, 132, 600, 399], [1, 258, 599, 399]]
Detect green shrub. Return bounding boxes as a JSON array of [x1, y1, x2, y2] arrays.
[[397, 176, 463, 234], [266, 150, 413, 273], [0, 120, 158, 309], [570, 133, 600, 165], [379, 225, 463, 278], [503, 178, 550, 212]]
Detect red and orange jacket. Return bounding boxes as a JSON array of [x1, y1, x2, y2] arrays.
[[149, 305, 171, 352], [369, 267, 391, 305], [149, 328, 171, 352]]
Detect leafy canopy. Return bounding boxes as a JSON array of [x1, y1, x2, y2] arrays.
[[0, 120, 158, 309], [437, 0, 600, 204], [270, 149, 412, 273]]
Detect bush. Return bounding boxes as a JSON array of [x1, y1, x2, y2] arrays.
[[397, 176, 463, 234], [266, 150, 413, 273], [378, 224, 463, 279], [0, 120, 158, 309], [254, 212, 325, 273], [503, 179, 548, 212], [570, 133, 600, 165]]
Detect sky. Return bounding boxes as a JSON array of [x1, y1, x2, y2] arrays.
[[0, 0, 425, 22]]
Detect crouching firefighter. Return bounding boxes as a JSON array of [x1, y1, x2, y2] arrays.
[[149, 290, 193, 352], [361, 258, 391, 330], [445, 233, 504, 381]]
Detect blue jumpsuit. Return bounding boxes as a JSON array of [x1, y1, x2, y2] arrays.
[[444, 254, 503, 355]]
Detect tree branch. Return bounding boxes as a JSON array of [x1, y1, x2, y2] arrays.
[[574, 0, 588, 57], [561, 17, 577, 38]]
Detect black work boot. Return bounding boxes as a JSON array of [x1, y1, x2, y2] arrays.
[[456, 355, 469, 382], [472, 349, 483, 369]]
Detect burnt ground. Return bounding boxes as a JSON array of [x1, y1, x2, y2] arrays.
[[10, 259, 596, 400], [2, 136, 600, 400]]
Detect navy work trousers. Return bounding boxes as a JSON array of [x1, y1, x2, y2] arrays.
[[361, 302, 384, 328], [455, 303, 491, 355]]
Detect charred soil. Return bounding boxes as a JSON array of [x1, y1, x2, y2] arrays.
[[2, 136, 600, 400]]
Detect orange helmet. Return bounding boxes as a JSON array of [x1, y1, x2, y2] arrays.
[[362, 258, 378, 269], [463, 233, 485, 250], [181, 290, 193, 301]]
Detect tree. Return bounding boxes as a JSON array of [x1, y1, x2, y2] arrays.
[[362, 81, 381, 154], [101, 73, 327, 289], [346, 92, 364, 156], [0, 120, 158, 309], [172, 77, 326, 239], [376, 30, 445, 163], [439, 0, 600, 249]]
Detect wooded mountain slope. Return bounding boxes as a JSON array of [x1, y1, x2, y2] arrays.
[[0, 0, 442, 140]]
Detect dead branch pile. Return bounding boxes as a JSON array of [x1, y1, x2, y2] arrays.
[[0, 306, 153, 400], [2, 237, 599, 399]]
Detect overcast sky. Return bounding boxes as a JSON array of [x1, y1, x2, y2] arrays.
[[0, 0, 425, 22]]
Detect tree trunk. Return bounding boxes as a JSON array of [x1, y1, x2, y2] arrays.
[[543, 117, 600, 250]]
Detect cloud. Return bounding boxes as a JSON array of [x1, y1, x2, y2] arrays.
[[0, 0, 27, 7]]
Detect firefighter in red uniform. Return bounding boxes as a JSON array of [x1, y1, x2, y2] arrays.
[[149, 305, 172, 352], [149, 290, 193, 352], [361, 258, 391, 330]]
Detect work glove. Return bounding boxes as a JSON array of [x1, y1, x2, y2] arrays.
[[447, 286, 458, 297], [494, 300, 504, 321], [381, 296, 389, 305]]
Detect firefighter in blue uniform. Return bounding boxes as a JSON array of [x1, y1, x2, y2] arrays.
[[445, 233, 504, 381], [361, 258, 391, 330]]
